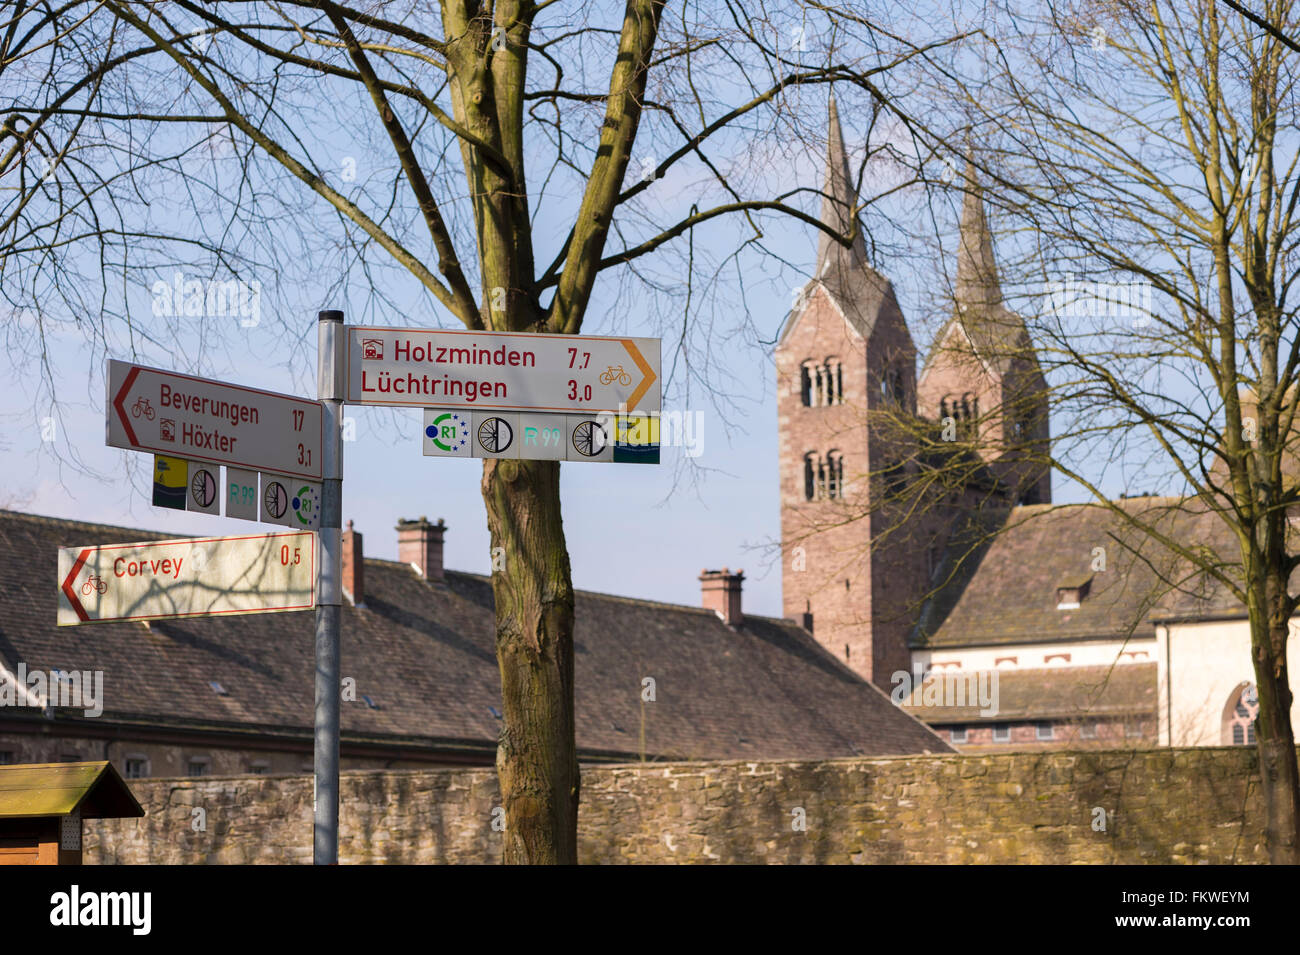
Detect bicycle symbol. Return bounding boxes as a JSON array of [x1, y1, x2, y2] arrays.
[[599, 364, 632, 387], [131, 397, 155, 420], [81, 575, 107, 596]]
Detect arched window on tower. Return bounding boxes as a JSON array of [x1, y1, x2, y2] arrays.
[[827, 450, 844, 499], [1222, 683, 1259, 745], [958, 393, 979, 440], [803, 451, 844, 500], [800, 359, 843, 407]]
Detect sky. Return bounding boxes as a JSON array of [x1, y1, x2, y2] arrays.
[[0, 7, 1023, 622], [4, 307, 799, 618]]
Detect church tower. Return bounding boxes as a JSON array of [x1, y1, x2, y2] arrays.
[[778, 119, 1053, 689], [776, 98, 923, 687], [916, 165, 1051, 506]]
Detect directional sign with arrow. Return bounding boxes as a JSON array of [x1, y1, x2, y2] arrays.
[[345, 326, 661, 414], [57, 531, 316, 626], [107, 360, 324, 480]]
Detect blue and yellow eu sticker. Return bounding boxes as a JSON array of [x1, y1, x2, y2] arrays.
[[613, 414, 660, 464], [152, 455, 188, 510]]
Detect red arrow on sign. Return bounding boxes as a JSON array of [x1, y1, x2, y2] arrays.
[[112, 365, 142, 446], [60, 547, 92, 622]]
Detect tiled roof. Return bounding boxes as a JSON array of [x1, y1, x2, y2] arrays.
[[914, 498, 1242, 648], [0, 509, 948, 761], [902, 663, 1158, 722]]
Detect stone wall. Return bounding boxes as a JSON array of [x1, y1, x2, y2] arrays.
[[85, 747, 1269, 864]]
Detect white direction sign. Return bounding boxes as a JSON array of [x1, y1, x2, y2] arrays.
[[345, 326, 661, 414], [58, 531, 316, 626], [107, 360, 324, 480]]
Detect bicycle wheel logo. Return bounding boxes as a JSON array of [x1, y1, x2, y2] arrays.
[[190, 468, 217, 508], [477, 417, 514, 454], [263, 480, 288, 519], [571, 419, 608, 457]]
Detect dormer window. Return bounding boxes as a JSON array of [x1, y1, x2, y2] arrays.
[[1056, 575, 1092, 609]]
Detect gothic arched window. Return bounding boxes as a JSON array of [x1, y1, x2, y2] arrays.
[[1221, 682, 1259, 745]]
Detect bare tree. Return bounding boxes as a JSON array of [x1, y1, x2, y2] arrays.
[[2, 1, 962, 862], [889, 0, 1300, 862]]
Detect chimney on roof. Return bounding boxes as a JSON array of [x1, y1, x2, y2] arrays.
[[342, 520, 365, 606], [397, 517, 446, 581], [699, 567, 744, 626]]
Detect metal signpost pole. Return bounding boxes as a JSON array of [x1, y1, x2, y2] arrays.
[[315, 309, 345, 864]]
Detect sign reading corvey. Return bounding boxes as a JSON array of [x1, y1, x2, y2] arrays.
[[345, 327, 661, 414], [57, 531, 316, 626], [107, 360, 324, 480]]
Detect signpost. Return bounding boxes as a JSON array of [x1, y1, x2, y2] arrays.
[[57, 531, 316, 626], [314, 309, 345, 867], [345, 326, 660, 414], [107, 359, 324, 479], [99, 352, 338, 863], [78, 319, 662, 866]]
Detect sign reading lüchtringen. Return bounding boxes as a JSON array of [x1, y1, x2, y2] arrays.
[[344, 326, 661, 414]]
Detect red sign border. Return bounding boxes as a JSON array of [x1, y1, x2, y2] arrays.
[[58, 530, 317, 625], [108, 360, 324, 480], [343, 325, 661, 413]]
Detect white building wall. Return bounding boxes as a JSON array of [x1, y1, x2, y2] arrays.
[[914, 637, 1157, 674], [1157, 618, 1300, 746]]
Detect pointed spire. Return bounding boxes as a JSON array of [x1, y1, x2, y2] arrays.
[[815, 96, 868, 278], [954, 160, 1002, 313]]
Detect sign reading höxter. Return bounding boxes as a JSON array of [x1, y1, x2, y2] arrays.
[[345, 327, 661, 414], [107, 360, 324, 480], [57, 531, 316, 626]]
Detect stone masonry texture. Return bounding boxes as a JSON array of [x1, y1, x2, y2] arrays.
[[85, 747, 1273, 864]]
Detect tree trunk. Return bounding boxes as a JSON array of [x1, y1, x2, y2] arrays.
[[482, 456, 578, 864], [1253, 606, 1300, 864]]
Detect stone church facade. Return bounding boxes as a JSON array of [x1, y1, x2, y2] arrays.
[[777, 100, 1293, 751], [778, 98, 1050, 690]]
